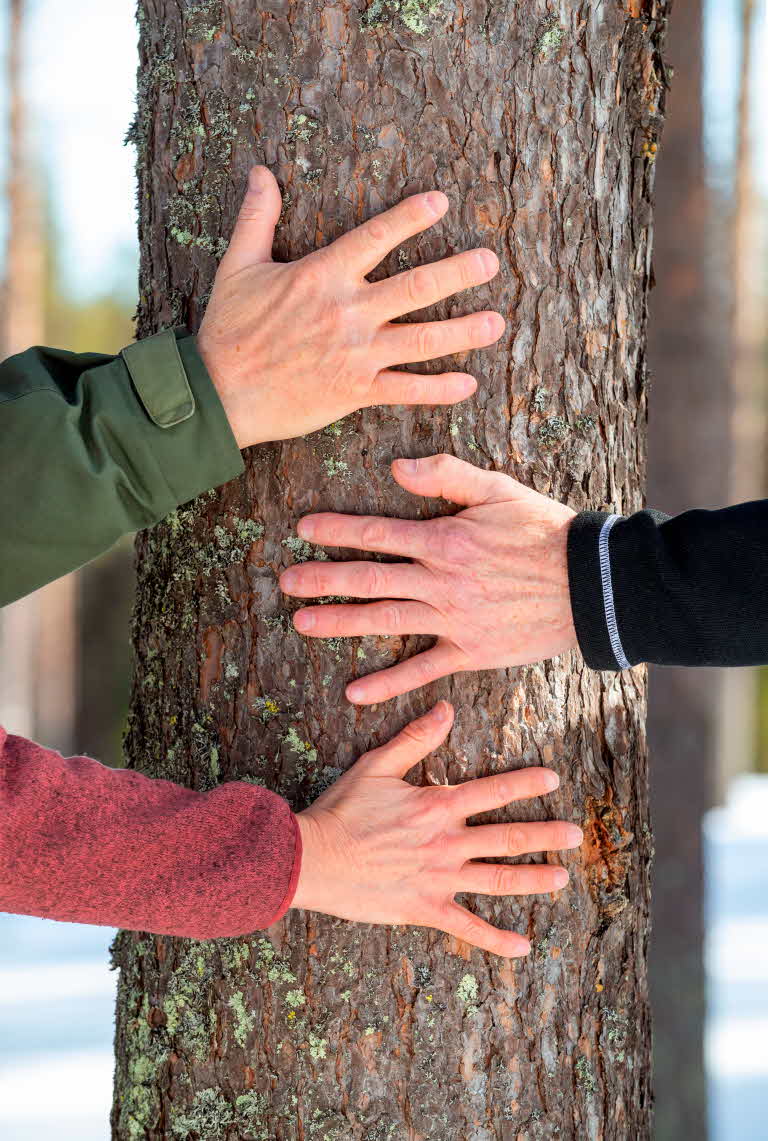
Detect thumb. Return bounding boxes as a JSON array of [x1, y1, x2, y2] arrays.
[[222, 165, 282, 274], [357, 701, 455, 779], [391, 453, 514, 507]]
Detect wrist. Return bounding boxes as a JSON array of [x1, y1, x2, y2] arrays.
[[195, 332, 251, 450], [557, 513, 578, 650], [290, 813, 323, 912]]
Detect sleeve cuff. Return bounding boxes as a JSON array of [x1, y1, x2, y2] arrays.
[[265, 811, 303, 927], [121, 326, 245, 508], [567, 510, 631, 671]]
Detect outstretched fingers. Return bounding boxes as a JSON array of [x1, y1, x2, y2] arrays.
[[345, 641, 465, 705]]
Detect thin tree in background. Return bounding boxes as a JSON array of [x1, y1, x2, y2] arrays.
[[111, 2, 668, 1136], [646, 0, 730, 1134], [0, 0, 77, 752], [719, 0, 765, 788]]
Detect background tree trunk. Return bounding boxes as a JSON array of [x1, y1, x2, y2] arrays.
[[0, 0, 77, 753], [111, 1, 668, 1137], [646, 0, 728, 1135], [719, 0, 763, 791]]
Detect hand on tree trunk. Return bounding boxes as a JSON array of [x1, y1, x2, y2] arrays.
[[291, 701, 583, 958], [195, 165, 505, 448], [280, 453, 578, 703]]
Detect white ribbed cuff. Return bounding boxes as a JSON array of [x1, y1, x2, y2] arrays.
[[598, 515, 631, 670]]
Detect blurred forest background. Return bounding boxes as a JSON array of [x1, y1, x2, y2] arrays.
[[0, 1, 766, 1139]]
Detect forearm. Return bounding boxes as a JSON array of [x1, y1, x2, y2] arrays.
[[0, 327, 244, 606], [0, 726, 301, 938], [568, 500, 768, 668]]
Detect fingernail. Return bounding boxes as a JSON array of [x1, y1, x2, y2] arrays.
[[346, 683, 363, 703], [434, 700, 451, 721], [397, 458, 419, 475], [553, 867, 569, 889], [566, 825, 584, 846], [516, 939, 531, 957], [478, 249, 498, 275], [424, 191, 446, 217], [485, 313, 503, 336], [297, 518, 315, 540], [543, 771, 560, 792], [294, 610, 315, 631], [281, 570, 298, 592]]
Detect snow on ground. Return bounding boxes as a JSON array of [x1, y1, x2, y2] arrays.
[[0, 775, 766, 1140], [705, 775, 768, 1140]]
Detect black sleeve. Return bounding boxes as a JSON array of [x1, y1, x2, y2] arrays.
[[566, 500, 768, 669]]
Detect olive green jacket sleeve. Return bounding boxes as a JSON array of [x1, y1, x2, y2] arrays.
[[0, 326, 245, 607]]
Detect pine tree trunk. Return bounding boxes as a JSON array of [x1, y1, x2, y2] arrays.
[[111, 2, 668, 1137]]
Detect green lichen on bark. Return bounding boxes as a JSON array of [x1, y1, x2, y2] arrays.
[[538, 415, 570, 448], [536, 18, 565, 59], [170, 1088, 234, 1138], [360, 0, 442, 35]]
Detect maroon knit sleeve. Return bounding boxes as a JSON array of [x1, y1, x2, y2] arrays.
[[0, 726, 302, 938]]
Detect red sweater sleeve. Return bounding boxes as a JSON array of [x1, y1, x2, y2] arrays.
[[0, 726, 302, 938]]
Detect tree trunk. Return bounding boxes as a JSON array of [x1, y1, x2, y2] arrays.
[[646, 1, 727, 1135], [111, 2, 668, 1137]]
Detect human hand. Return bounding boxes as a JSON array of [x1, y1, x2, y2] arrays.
[[280, 454, 578, 704], [196, 166, 505, 448], [291, 701, 582, 957]]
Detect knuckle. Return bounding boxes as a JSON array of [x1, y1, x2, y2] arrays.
[[554, 823, 579, 850], [484, 774, 509, 808], [361, 562, 386, 596], [403, 376, 428, 404], [399, 721, 430, 748], [407, 265, 435, 307], [360, 520, 390, 551], [364, 217, 389, 249], [415, 323, 436, 359], [532, 865, 559, 892], [411, 655, 438, 685], [380, 602, 403, 631], [491, 865, 513, 896], [471, 313, 493, 344], [505, 824, 527, 855], [432, 452, 455, 475], [459, 252, 480, 290], [294, 257, 326, 292], [299, 567, 324, 596]]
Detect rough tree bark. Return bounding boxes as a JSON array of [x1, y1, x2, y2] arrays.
[[111, 1, 668, 1137]]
